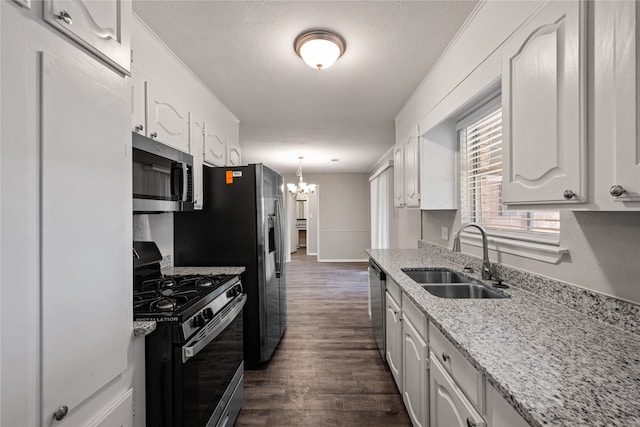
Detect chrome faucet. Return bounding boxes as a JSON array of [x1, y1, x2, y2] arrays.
[[452, 222, 495, 281]]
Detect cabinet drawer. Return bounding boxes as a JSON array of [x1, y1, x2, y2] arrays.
[[386, 276, 402, 304], [429, 321, 483, 409], [401, 294, 427, 342]]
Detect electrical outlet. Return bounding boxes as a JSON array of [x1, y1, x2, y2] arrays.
[[441, 226, 449, 241]]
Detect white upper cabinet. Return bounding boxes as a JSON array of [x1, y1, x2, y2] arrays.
[[189, 113, 206, 209], [393, 143, 405, 207], [404, 127, 421, 207], [130, 67, 146, 134], [203, 123, 227, 167], [394, 126, 421, 208], [146, 81, 190, 153], [501, 0, 586, 206], [227, 145, 242, 166], [593, 1, 640, 208], [43, 0, 131, 75]]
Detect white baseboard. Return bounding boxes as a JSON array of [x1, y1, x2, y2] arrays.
[[317, 258, 369, 263]]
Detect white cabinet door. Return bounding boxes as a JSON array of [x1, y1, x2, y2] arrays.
[[404, 127, 421, 207], [43, 0, 131, 75], [485, 383, 528, 427], [146, 81, 190, 153], [227, 145, 242, 166], [430, 356, 486, 427], [593, 1, 640, 207], [385, 292, 402, 391], [502, 0, 586, 205], [393, 143, 405, 207], [203, 124, 226, 167], [130, 67, 146, 134], [41, 52, 130, 425], [190, 113, 205, 209], [87, 389, 133, 427], [402, 316, 428, 427]]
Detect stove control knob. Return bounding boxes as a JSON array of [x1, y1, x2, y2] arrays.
[[192, 314, 205, 328], [202, 308, 214, 320]]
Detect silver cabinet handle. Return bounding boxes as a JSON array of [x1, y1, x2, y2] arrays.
[[563, 189, 577, 200], [134, 124, 144, 132], [53, 405, 68, 421], [150, 131, 158, 138], [610, 184, 626, 197], [466, 418, 477, 427], [56, 10, 72, 25], [442, 352, 450, 362]]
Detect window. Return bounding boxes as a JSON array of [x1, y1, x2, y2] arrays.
[[459, 106, 560, 237]]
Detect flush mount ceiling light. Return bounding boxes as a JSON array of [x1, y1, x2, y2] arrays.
[[294, 30, 346, 70], [287, 157, 316, 198]]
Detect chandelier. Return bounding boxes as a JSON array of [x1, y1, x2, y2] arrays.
[[287, 157, 316, 198]]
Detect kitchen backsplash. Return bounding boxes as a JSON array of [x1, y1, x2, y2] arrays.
[[133, 213, 174, 266], [418, 240, 640, 336]]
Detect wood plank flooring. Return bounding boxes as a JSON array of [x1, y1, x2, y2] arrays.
[[235, 249, 411, 426]]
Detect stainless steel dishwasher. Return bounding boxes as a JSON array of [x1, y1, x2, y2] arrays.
[[369, 259, 386, 361]]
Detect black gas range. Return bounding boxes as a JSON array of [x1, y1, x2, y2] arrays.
[[133, 241, 245, 427]]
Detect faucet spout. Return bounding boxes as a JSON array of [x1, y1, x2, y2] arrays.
[[452, 222, 495, 281]]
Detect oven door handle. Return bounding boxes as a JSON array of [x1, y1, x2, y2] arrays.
[[182, 294, 247, 363]]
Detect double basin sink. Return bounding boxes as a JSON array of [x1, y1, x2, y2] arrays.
[[402, 268, 507, 299]]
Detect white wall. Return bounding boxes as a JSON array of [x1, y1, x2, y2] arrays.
[[285, 173, 370, 261], [407, 1, 640, 304]]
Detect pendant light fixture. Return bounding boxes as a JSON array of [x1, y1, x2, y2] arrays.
[[287, 157, 316, 198], [294, 30, 346, 70]]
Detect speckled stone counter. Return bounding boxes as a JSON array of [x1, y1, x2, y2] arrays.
[[161, 266, 246, 276], [367, 248, 640, 427], [133, 321, 156, 336]]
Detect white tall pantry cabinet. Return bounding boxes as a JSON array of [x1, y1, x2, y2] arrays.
[[1, 2, 134, 426]]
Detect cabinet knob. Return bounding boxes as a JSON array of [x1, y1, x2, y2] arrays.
[[150, 132, 158, 139], [563, 189, 577, 200], [56, 10, 72, 25], [53, 405, 68, 421], [466, 418, 478, 427], [134, 124, 144, 132], [442, 352, 450, 362], [610, 184, 626, 197]]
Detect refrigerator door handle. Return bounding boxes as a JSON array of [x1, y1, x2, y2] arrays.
[[275, 199, 283, 278]]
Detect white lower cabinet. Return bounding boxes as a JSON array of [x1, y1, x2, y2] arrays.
[[385, 291, 402, 390], [401, 297, 428, 427], [485, 383, 529, 427], [430, 356, 486, 427]]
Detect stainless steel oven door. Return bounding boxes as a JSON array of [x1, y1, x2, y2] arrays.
[[180, 295, 246, 427]]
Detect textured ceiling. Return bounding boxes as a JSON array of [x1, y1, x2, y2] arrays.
[[133, 0, 478, 174]]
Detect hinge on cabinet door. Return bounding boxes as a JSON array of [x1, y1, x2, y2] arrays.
[[131, 49, 134, 64], [426, 358, 431, 370]]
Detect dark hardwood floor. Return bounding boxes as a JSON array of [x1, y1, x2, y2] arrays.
[[235, 249, 411, 426]]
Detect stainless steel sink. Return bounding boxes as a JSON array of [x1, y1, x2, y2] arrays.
[[402, 268, 474, 284], [421, 283, 507, 299], [401, 268, 508, 299]]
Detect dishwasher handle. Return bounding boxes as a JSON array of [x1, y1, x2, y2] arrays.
[[369, 259, 386, 280]]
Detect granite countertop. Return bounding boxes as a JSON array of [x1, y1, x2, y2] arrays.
[[133, 266, 246, 337], [367, 248, 640, 427], [161, 266, 246, 276]]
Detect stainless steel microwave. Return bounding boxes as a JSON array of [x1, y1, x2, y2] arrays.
[[132, 132, 194, 212]]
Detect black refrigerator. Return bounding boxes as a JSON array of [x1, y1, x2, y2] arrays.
[[174, 164, 287, 368]]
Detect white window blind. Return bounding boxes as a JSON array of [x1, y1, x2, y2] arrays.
[[460, 107, 559, 235]]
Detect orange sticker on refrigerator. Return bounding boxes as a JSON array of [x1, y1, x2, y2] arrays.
[[226, 170, 233, 184]]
